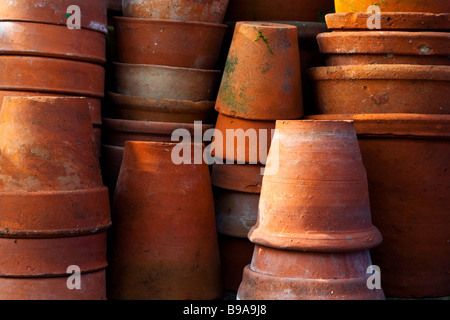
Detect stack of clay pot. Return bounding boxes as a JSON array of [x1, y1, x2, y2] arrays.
[[0, 97, 111, 300], [210, 21, 304, 291], [102, 0, 229, 201], [238, 120, 385, 300], [0, 0, 108, 157], [306, 0, 450, 298]]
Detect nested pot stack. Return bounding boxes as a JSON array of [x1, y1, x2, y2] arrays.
[[307, 5, 450, 298], [0, 97, 111, 300], [238, 120, 385, 300], [0, 0, 108, 157]]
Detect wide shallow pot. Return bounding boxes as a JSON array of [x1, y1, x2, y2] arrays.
[[108, 91, 216, 124], [102, 118, 215, 147], [238, 245, 385, 300], [224, 0, 335, 23], [0, 91, 102, 126], [215, 21, 303, 120], [249, 120, 383, 253], [211, 113, 275, 165], [0, 0, 107, 34], [309, 64, 450, 114], [114, 62, 221, 102], [0, 21, 106, 64], [113, 17, 227, 69], [0, 56, 105, 98], [325, 12, 450, 31], [304, 113, 450, 298], [334, 0, 450, 14], [317, 31, 450, 66], [0, 269, 107, 300], [107, 141, 222, 300], [0, 97, 111, 237], [123, 0, 229, 24]]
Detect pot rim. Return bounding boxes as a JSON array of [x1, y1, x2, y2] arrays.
[[113, 15, 228, 29], [113, 61, 221, 75]]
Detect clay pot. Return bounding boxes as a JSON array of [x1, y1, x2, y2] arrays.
[[113, 17, 227, 69], [317, 31, 450, 66], [249, 120, 383, 253], [0, 0, 108, 34], [0, 56, 105, 98], [325, 12, 450, 31], [238, 245, 385, 300], [211, 162, 263, 193], [107, 141, 222, 300], [114, 62, 221, 102], [308, 65, 450, 115], [0, 269, 107, 300], [218, 234, 254, 292], [215, 22, 303, 120], [0, 91, 102, 126], [224, 0, 335, 23], [102, 118, 215, 147], [211, 113, 275, 165], [334, 0, 450, 14], [0, 21, 106, 64], [123, 0, 229, 24], [0, 96, 111, 237], [304, 113, 450, 298], [108, 91, 216, 124]]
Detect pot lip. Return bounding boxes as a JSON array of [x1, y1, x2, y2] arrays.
[[113, 15, 228, 29], [113, 61, 221, 74], [325, 12, 450, 30], [308, 64, 450, 81], [235, 20, 299, 30], [215, 112, 277, 128], [211, 163, 264, 193]]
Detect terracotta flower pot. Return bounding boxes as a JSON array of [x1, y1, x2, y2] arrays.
[[317, 31, 450, 66], [334, 0, 450, 14], [123, 0, 229, 24], [238, 245, 385, 300], [0, 21, 106, 64], [211, 113, 275, 165], [304, 113, 450, 298], [325, 12, 450, 31], [249, 120, 383, 253], [215, 22, 303, 120], [210, 162, 263, 193], [0, 90, 102, 126], [224, 0, 335, 23], [114, 62, 221, 102], [113, 17, 227, 69], [218, 234, 254, 292], [102, 118, 215, 147], [0, 56, 105, 98], [0, 97, 111, 237], [0, 269, 107, 300], [108, 91, 216, 124], [308, 65, 450, 115], [107, 141, 222, 300]]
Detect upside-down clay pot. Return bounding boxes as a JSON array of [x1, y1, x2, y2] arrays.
[[0, 0, 108, 34], [108, 91, 216, 124], [0, 21, 106, 64], [0, 56, 105, 98], [113, 17, 227, 69], [211, 113, 275, 165], [304, 114, 450, 298], [317, 31, 450, 66], [249, 120, 383, 253], [238, 245, 385, 300], [107, 141, 222, 300], [334, 0, 450, 14], [215, 22, 303, 120], [224, 0, 335, 23], [308, 65, 450, 115], [0, 97, 111, 237], [325, 12, 450, 31], [123, 0, 229, 24], [114, 62, 221, 102], [210, 163, 263, 193]]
